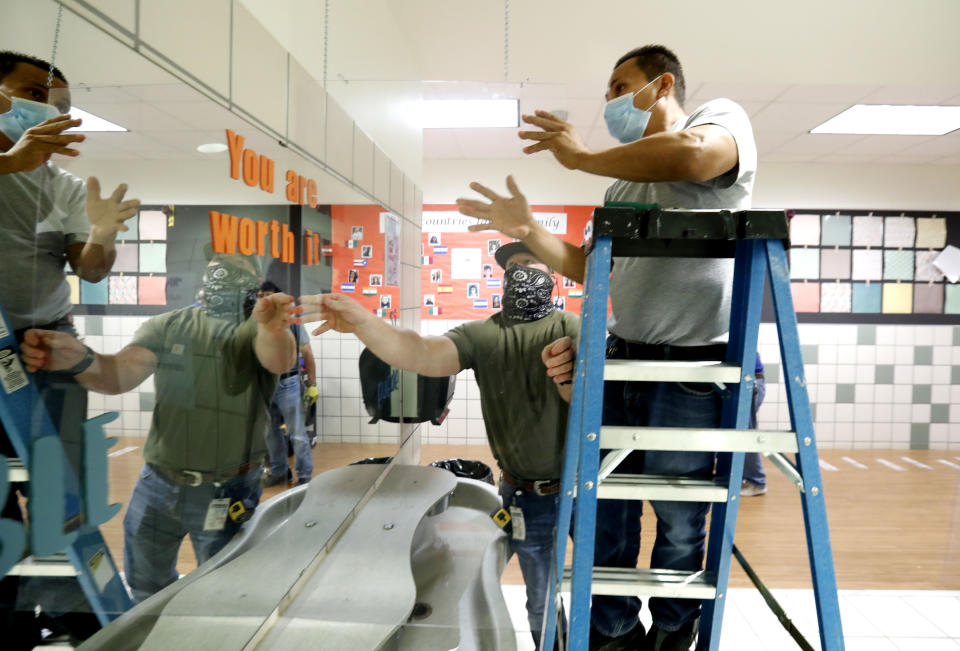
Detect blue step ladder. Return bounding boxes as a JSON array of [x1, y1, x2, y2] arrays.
[[541, 205, 844, 650], [0, 302, 133, 627]]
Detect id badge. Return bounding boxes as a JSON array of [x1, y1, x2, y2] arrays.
[[509, 506, 526, 541], [204, 498, 231, 531]]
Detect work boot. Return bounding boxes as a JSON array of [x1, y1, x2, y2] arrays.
[[645, 617, 699, 651], [589, 622, 646, 651]]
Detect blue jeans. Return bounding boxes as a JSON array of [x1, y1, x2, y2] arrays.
[[122, 464, 262, 602], [743, 374, 767, 486], [498, 480, 564, 648], [593, 377, 722, 635], [265, 375, 313, 481]]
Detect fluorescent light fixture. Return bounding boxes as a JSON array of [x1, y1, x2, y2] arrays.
[[418, 99, 519, 128], [64, 106, 128, 132], [811, 104, 960, 135], [196, 142, 228, 153]]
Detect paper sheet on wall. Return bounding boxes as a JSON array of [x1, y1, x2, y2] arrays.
[[852, 250, 882, 281], [382, 212, 400, 286], [934, 245, 960, 283], [884, 216, 916, 248], [852, 215, 883, 247], [789, 214, 821, 246], [915, 217, 946, 249], [451, 248, 481, 279]]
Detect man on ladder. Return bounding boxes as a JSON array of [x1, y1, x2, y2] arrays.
[[457, 44, 757, 650]]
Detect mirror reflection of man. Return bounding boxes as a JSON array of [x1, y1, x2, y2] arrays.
[[299, 242, 579, 650], [257, 281, 316, 487], [457, 44, 757, 650], [20, 252, 297, 603], [0, 51, 141, 643]]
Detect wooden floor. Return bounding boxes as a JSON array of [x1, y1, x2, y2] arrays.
[[98, 439, 960, 591]]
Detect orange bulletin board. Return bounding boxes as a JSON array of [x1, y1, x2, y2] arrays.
[[330, 204, 397, 314], [420, 204, 596, 320]]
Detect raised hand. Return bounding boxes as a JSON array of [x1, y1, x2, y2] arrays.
[[0, 114, 84, 172], [85, 176, 140, 235], [297, 293, 371, 336], [253, 292, 296, 333], [542, 336, 576, 385], [519, 110, 590, 170], [457, 175, 536, 239]]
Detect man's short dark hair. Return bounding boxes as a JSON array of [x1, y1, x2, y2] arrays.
[[0, 51, 68, 85], [615, 45, 685, 106], [259, 280, 282, 293]]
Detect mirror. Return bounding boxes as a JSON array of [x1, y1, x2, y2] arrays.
[[0, 0, 424, 642]]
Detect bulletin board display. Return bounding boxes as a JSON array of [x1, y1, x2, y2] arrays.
[[784, 209, 960, 323], [329, 204, 399, 315], [419, 205, 595, 320]]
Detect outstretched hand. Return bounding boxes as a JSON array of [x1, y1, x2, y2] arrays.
[[1, 114, 84, 172], [85, 176, 141, 235], [19, 328, 87, 373], [519, 110, 590, 170], [456, 175, 536, 240], [253, 292, 295, 333], [297, 293, 371, 336]]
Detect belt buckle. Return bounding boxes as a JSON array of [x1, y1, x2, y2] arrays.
[[183, 470, 203, 487], [533, 480, 554, 496]]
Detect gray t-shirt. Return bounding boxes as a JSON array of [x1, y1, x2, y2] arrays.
[[605, 98, 757, 346], [0, 163, 88, 330]]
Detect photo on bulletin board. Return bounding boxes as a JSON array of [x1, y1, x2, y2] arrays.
[[467, 283, 479, 298], [348, 269, 359, 284], [487, 239, 501, 256], [361, 245, 373, 258], [554, 296, 566, 310], [424, 294, 435, 307], [369, 274, 382, 287], [428, 233, 441, 246], [482, 264, 493, 279], [351, 226, 363, 240], [430, 269, 442, 283], [491, 294, 501, 309], [563, 276, 577, 288], [379, 294, 392, 309]]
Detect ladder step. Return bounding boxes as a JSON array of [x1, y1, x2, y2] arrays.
[[8, 554, 80, 577], [604, 359, 742, 383], [597, 474, 728, 502], [7, 457, 28, 482], [601, 426, 799, 453], [562, 567, 717, 599]]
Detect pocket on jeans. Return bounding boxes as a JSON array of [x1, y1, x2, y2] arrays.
[[139, 464, 155, 480], [675, 381, 717, 397]]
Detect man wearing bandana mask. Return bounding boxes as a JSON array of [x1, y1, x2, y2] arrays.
[[298, 241, 579, 650], [20, 252, 297, 603], [457, 44, 757, 651]]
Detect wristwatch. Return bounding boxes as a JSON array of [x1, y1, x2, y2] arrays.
[[65, 345, 96, 375]]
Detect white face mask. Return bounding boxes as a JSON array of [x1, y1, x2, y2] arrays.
[[0, 90, 61, 143], [602, 74, 663, 144]]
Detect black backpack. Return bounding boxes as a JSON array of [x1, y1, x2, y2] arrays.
[[358, 348, 455, 425]]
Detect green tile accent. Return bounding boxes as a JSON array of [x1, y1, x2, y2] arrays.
[[765, 363, 780, 384], [801, 345, 818, 365], [875, 365, 895, 384], [931, 404, 950, 423], [910, 423, 930, 450], [836, 384, 856, 403], [84, 316, 103, 336], [912, 384, 931, 404], [952, 366, 960, 384], [809, 403, 816, 421], [914, 346, 933, 366], [954, 327, 960, 346], [857, 325, 876, 345], [139, 392, 155, 412]]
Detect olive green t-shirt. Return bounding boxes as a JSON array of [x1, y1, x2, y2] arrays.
[[129, 307, 277, 473], [445, 309, 579, 480]]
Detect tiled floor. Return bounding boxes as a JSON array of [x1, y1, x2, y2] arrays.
[[502, 586, 960, 650]]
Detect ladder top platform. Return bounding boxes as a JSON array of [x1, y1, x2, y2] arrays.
[[588, 204, 790, 258]]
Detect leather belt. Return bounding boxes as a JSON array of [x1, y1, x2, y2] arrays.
[[502, 470, 561, 496], [151, 463, 254, 487], [280, 370, 299, 379], [610, 337, 729, 362], [755, 372, 764, 379]]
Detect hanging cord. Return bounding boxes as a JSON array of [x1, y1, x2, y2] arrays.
[[323, 0, 330, 88], [29, 2, 66, 329], [503, 0, 510, 81]]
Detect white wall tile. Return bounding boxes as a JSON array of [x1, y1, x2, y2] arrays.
[[875, 345, 895, 365], [874, 385, 894, 405]]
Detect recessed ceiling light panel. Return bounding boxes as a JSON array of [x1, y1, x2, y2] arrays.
[[811, 104, 960, 136], [63, 107, 128, 132], [419, 99, 519, 128], [196, 142, 228, 153]]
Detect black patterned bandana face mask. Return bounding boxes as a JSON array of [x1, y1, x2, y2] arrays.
[[502, 264, 555, 322], [198, 262, 260, 322]]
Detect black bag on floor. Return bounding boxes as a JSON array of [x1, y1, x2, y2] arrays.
[[429, 458, 494, 485], [359, 348, 455, 425]]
